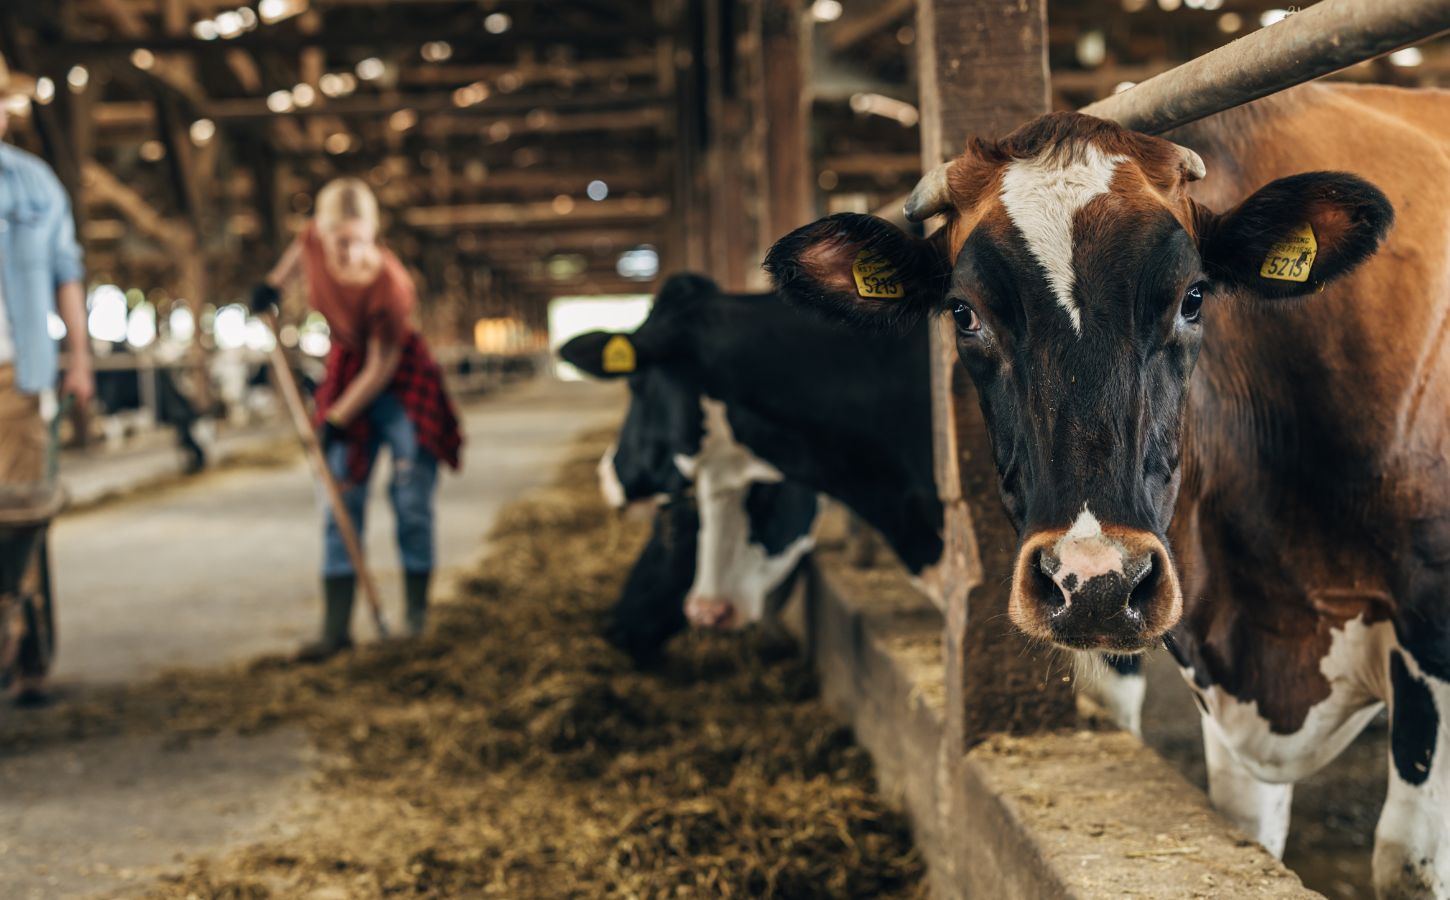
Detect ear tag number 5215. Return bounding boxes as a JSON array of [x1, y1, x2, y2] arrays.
[[1260, 223, 1317, 283], [853, 250, 905, 300]]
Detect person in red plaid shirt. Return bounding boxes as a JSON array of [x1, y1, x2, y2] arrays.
[[253, 178, 461, 661]]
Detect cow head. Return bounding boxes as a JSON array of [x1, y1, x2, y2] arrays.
[[558, 274, 818, 632], [767, 111, 1393, 653]]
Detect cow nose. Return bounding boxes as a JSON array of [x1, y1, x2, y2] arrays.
[[685, 596, 739, 630], [1035, 543, 1154, 605], [1010, 512, 1181, 652]]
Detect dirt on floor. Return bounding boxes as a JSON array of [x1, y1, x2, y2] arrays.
[[3, 428, 923, 899]]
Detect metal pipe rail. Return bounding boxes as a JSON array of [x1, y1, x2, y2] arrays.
[[1081, 0, 1450, 134]]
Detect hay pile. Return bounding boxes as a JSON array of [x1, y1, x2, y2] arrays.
[[15, 429, 924, 898]]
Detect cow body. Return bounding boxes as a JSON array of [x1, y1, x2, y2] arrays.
[[596, 389, 819, 661], [1164, 86, 1450, 886], [561, 276, 936, 654], [769, 82, 1450, 896]]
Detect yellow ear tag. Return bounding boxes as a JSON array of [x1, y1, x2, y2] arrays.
[[601, 334, 637, 374], [852, 249, 905, 300], [1259, 223, 1318, 283]]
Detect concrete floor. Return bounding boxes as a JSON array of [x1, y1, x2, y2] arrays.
[[50, 377, 625, 685], [0, 377, 626, 898]]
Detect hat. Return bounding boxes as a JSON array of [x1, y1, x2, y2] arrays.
[[0, 54, 37, 100]]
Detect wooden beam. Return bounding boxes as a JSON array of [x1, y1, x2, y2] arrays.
[[42, 25, 666, 57], [762, 1, 813, 241], [401, 197, 667, 229], [828, 0, 915, 54], [153, 91, 205, 226], [225, 49, 264, 94], [82, 161, 191, 250], [1081, 0, 1450, 134], [93, 0, 147, 36], [915, 0, 1074, 766], [398, 56, 658, 88], [93, 101, 158, 129], [822, 152, 921, 177], [200, 90, 669, 122], [458, 225, 663, 251]]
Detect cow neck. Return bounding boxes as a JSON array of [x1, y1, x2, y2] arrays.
[[685, 298, 943, 574]]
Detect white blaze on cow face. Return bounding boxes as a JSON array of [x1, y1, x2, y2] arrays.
[[675, 398, 815, 629], [597, 444, 627, 510], [997, 143, 1126, 334]]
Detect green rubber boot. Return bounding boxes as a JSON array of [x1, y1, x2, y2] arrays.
[[405, 571, 431, 637], [296, 576, 356, 662]]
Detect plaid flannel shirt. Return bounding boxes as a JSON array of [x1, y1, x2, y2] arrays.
[[314, 331, 462, 484]]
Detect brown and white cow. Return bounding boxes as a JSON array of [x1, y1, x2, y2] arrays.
[[767, 82, 1450, 897]]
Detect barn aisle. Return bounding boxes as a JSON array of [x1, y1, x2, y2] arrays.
[[48, 377, 625, 685], [0, 377, 625, 899]]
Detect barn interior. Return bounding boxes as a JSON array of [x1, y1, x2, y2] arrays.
[[0, 1, 1448, 898]]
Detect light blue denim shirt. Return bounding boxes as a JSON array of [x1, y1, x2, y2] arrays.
[[0, 142, 84, 395]]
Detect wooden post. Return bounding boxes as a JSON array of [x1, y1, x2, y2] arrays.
[[673, 0, 710, 274], [915, 0, 1076, 757], [761, 1, 812, 249]]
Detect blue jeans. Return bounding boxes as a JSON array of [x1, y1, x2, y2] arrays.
[[322, 391, 438, 578]]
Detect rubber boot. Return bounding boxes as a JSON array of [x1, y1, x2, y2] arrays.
[[296, 575, 356, 662], [404, 571, 431, 637]]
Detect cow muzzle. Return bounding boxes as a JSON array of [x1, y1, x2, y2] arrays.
[[685, 595, 740, 630], [1008, 517, 1181, 652]]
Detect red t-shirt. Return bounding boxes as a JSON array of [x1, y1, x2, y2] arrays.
[[300, 223, 415, 351]]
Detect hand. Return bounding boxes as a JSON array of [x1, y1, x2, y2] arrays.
[[61, 359, 95, 408], [319, 417, 347, 449], [250, 282, 281, 315]]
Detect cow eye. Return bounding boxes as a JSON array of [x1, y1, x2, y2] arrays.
[[1180, 283, 1206, 322], [951, 300, 982, 333]]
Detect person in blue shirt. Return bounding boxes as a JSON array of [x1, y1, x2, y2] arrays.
[[0, 56, 93, 704]]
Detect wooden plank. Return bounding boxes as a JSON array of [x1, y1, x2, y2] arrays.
[[400, 197, 668, 229], [823, 152, 921, 177], [915, 0, 1075, 756], [399, 56, 658, 88], [201, 93, 669, 124], [42, 24, 667, 56], [762, 1, 812, 242], [680, 0, 710, 273]]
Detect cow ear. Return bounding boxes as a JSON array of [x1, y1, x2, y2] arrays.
[[764, 213, 950, 331], [558, 331, 646, 379], [1201, 172, 1393, 299]]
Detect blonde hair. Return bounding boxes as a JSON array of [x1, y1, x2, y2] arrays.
[[315, 177, 381, 233]]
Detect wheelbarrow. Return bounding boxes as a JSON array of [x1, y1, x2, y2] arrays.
[[0, 403, 67, 702]]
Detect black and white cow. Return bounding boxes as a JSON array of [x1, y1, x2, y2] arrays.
[[566, 272, 1150, 725], [93, 361, 206, 472], [564, 276, 819, 662]]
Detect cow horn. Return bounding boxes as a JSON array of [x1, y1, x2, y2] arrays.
[[904, 162, 954, 222], [1176, 145, 1206, 182]]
